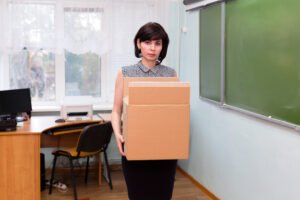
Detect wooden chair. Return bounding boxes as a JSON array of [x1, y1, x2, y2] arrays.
[[48, 122, 113, 200]]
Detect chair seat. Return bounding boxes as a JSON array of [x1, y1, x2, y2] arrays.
[[53, 148, 100, 157]]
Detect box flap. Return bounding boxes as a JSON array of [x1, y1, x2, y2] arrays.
[[123, 77, 178, 97], [128, 82, 190, 105]]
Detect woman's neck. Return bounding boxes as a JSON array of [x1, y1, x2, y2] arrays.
[[141, 59, 157, 68]]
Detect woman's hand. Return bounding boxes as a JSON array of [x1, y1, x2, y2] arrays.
[[111, 69, 126, 156], [115, 133, 125, 156]]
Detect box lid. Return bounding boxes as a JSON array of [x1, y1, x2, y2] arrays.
[[127, 82, 190, 105], [123, 77, 178, 97]]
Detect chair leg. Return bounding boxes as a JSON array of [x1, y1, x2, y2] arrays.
[[85, 157, 90, 184], [68, 157, 78, 200], [49, 154, 58, 194], [104, 150, 113, 189]]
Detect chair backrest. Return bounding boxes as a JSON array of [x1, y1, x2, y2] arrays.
[[76, 122, 113, 155]]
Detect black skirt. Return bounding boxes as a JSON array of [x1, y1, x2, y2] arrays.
[[122, 156, 177, 200]]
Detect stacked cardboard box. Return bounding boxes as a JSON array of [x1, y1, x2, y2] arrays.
[[123, 77, 190, 160]]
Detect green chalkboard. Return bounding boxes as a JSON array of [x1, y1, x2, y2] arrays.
[[199, 3, 221, 101], [225, 0, 300, 124]]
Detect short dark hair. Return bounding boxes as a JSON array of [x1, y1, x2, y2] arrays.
[[134, 22, 169, 64]]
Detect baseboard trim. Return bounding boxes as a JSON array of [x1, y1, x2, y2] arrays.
[[176, 166, 220, 200]]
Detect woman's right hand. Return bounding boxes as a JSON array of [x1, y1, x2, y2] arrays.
[[115, 133, 125, 156], [111, 69, 126, 156]]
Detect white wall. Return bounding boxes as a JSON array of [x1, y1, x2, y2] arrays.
[[178, 5, 300, 200]]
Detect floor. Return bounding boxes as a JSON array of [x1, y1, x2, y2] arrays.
[[41, 167, 213, 200]]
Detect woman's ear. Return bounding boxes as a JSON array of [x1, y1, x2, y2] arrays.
[[136, 39, 141, 49]]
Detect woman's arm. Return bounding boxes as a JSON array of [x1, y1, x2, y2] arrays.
[[111, 69, 125, 156]]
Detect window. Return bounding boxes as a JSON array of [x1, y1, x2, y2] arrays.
[[65, 50, 101, 97], [3, 1, 106, 107], [9, 49, 56, 101], [64, 7, 103, 98], [8, 3, 56, 102], [0, 0, 176, 110]]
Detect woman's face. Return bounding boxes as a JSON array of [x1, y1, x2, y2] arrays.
[[138, 39, 163, 63]]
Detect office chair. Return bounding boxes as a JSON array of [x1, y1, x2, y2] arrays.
[[48, 122, 113, 200]]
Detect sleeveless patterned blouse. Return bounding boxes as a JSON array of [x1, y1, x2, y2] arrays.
[[122, 61, 177, 77]]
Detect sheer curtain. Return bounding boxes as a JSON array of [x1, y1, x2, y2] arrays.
[[0, 0, 181, 106], [1, 0, 57, 100], [0, 0, 178, 60], [5, 0, 110, 55], [101, 0, 179, 104], [64, 7, 109, 55], [7, 0, 56, 52]]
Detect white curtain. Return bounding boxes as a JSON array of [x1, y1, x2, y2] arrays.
[[2, 0, 110, 55], [6, 0, 56, 52], [1, 0, 170, 54], [63, 7, 109, 55], [102, 0, 169, 103], [0, 0, 180, 104]]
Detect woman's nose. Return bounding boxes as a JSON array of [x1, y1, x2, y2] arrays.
[[150, 43, 155, 50]]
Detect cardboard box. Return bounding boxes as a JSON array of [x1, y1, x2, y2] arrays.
[[123, 77, 178, 97], [123, 80, 190, 160]]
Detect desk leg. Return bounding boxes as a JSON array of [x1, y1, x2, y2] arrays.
[[98, 153, 102, 186]]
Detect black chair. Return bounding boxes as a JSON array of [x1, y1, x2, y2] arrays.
[[49, 122, 113, 200]]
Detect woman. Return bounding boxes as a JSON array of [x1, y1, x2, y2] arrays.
[[111, 22, 177, 200]]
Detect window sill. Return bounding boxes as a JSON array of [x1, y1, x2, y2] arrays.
[[32, 104, 112, 113]]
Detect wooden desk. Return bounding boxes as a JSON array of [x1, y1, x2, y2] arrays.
[[0, 123, 40, 200], [41, 116, 102, 147], [0, 115, 105, 200]]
